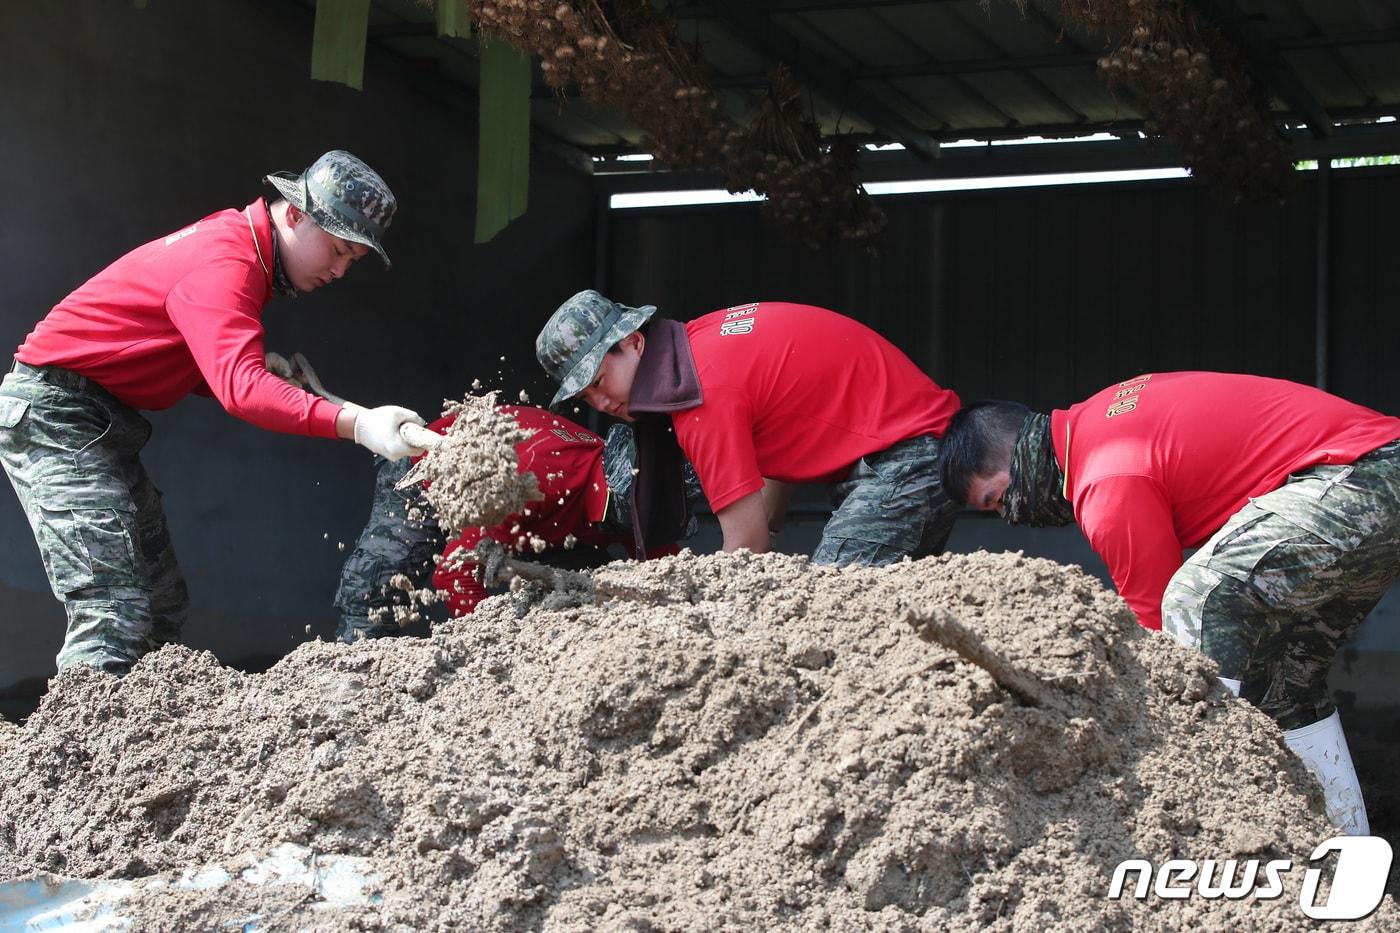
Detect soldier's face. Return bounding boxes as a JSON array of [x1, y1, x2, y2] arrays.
[[282, 205, 369, 292], [581, 332, 644, 421], [967, 469, 1010, 515]]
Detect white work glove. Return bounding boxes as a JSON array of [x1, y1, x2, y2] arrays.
[[349, 403, 427, 462]]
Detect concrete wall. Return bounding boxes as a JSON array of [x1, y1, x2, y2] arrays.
[[0, 0, 595, 705]]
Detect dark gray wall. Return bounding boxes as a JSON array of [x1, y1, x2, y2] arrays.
[[606, 175, 1348, 406], [1332, 169, 1400, 414], [606, 168, 1400, 671], [0, 0, 594, 699]]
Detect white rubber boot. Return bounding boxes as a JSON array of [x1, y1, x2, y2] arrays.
[[1282, 710, 1370, 835]]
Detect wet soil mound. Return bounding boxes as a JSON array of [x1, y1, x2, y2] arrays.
[[0, 551, 1392, 930]]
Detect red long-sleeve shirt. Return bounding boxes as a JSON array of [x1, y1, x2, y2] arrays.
[[17, 198, 341, 437], [1052, 372, 1400, 630]]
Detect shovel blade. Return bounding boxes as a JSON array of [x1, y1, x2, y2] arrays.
[[395, 458, 430, 491]]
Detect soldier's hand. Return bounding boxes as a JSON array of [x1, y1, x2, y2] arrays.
[[351, 404, 427, 461], [473, 539, 510, 588]]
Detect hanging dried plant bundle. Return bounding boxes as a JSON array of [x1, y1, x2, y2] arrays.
[[1031, 0, 1294, 200], [463, 0, 886, 247]]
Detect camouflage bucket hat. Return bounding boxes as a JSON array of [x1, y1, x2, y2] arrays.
[[536, 289, 656, 407], [265, 150, 397, 268]]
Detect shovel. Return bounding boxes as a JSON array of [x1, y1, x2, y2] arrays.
[[288, 352, 346, 407], [903, 607, 1071, 715], [276, 358, 557, 556], [393, 424, 442, 490], [268, 351, 446, 483], [273, 354, 562, 579]]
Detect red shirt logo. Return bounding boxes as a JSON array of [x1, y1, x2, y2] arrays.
[[720, 303, 758, 336]]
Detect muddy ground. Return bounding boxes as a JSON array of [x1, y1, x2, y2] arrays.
[[0, 550, 1395, 930]]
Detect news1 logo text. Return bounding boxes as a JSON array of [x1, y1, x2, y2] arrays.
[[1109, 836, 1393, 920]]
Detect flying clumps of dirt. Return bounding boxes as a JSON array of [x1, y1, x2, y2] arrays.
[[416, 391, 542, 531]]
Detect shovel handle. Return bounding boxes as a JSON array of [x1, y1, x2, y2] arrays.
[[502, 558, 560, 584], [290, 352, 348, 407], [400, 422, 444, 451]]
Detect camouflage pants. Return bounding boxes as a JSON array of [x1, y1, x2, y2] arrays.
[[333, 456, 444, 643], [0, 362, 189, 676], [811, 434, 961, 567], [1161, 438, 1400, 730]]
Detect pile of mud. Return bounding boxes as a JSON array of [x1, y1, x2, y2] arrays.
[[1, 551, 1392, 931], [417, 392, 542, 531]]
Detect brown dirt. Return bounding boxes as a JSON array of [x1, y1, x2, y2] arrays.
[[0, 718, 19, 752], [417, 392, 542, 531], [0, 550, 1395, 930]]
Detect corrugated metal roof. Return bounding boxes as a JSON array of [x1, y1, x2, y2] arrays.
[[340, 0, 1400, 166]]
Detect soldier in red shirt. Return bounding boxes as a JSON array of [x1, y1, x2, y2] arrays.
[[334, 407, 701, 639], [0, 151, 428, 677], [534, 290, 962, 566], [939, 371, 1400, 835]]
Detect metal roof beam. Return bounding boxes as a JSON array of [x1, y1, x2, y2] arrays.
[[759, 0, 964, 9], [383, 13, 1400, 52], [670, 0, 962, 15], [1355, 0, 1397, 30], [1187, 0, 1332, 138], [1275, 28, 1400, 50], [594, 121, 1400, 191], [853, 6, 1018, 127], [907, 104, 1399, 144], [594, 112, 1400, 184], [700, 33, 1400, 83], [849, 52, 1098, 79], [693, 0, 941, 158], [1279, 0, 1379, 107], [368, 22, 437, 39]]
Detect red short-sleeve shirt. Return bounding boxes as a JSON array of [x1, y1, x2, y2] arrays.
[[1052, 372, 1400, 630], [672, 302, 960, 511]]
